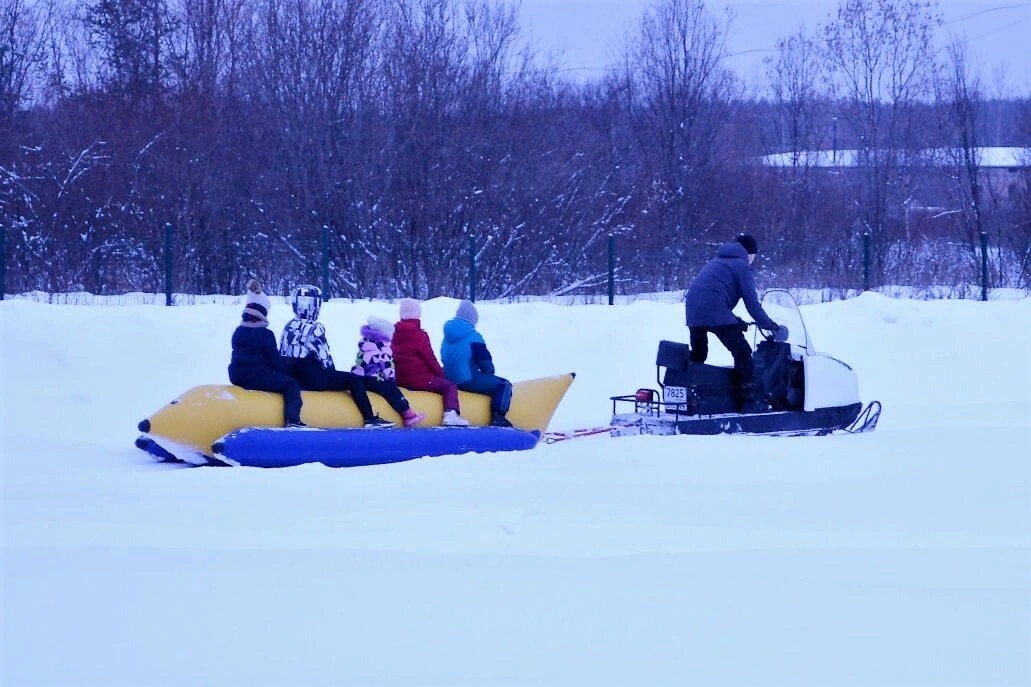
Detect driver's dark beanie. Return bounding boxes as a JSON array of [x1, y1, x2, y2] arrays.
[[735, 234, 758, 256]]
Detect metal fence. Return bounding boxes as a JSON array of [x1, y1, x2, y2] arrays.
[[0, 225, 1004, 304]]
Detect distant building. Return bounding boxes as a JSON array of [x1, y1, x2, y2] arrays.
[[761, 147, 1030, 242], [761, 146, 1030, 200]]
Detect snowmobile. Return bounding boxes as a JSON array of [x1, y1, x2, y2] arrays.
[[610, 289, 881, 437]]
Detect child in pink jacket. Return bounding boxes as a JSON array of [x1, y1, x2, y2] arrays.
[[351, 315, 426, 427]]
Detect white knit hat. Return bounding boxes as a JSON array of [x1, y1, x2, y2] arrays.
[[245, 279, 270, 310], [242, 279, 271, 325], [367, 315, 395, 339]]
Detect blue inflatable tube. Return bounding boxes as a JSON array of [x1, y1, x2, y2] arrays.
[[211, 426, 541, 468]]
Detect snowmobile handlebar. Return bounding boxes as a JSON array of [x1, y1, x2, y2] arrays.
[[744, 321, 790, 343], [766, 324, 790, 342]]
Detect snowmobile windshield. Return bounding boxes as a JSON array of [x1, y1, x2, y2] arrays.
[[759, 289, 812, 353]]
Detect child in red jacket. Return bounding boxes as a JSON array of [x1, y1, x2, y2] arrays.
[[392, 299, 469, 426]]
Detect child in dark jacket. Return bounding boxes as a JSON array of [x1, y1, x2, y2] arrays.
[[278, 284, 393, 429], [351, 315, 426, 428], [393, 298, 469, 426], [440, 300, 513, 428], [228, 279, 304, 427]]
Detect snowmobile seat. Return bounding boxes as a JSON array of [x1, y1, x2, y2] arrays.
[[656, 340, 691, 371]]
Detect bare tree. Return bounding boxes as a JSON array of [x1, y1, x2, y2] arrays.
[[0, 0, 52, 129], [84, 0, 176, 107], [821, 0, 942, 285], [932, 40, 997, 281], [765, 27, 826, 161], [1009, 98, 1031, 288], [377, 0, 580, 299], [762, 27, 852, 286], [165, 0, 250, 99], [621, 0, 739, 249], [145, 0, 257, 294], [231, 0, 386, 293]]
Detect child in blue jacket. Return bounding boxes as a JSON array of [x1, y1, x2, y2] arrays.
[[440, 300, 513, 427]]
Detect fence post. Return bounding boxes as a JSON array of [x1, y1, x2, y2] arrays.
[[980, 231, 989, 302], [321, 224, 330, 300], [862, 232, 871, 292], [0, 225, 5, 301], [164, 223, 173, 306], [607, 234, 615, 305], [468, 234, 476, 302]]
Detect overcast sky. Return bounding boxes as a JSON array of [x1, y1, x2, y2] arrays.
[[517, 0, 1031, 89]]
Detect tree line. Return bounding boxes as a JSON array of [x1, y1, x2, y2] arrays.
[[1, 0, 1029, 300]]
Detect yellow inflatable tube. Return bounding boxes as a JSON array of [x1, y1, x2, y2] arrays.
[[137, 373, 575, 462]]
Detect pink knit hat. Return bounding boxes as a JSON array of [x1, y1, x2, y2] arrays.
[[399, 298, 421, 320]]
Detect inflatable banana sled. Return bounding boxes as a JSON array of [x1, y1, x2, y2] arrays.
[[136, 373, 575, 465], [210, 426, 541, 468]]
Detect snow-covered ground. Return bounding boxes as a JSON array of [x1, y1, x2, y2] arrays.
[[2, 292, 1029, 687]]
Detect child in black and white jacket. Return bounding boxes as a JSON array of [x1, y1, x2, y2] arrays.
[[278, 285, 393, 429]]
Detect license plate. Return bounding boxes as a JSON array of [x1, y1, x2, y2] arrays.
[[663, 385, 688, 407]]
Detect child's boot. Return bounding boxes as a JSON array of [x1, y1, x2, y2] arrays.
[[402, 408, 426, 428], [489, 412, 513, 428], [441, 409, 470, 426]]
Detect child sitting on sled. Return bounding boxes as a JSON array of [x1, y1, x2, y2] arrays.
[[278, 285, 393, 429], [228, 279, 304, 428], [350, 315, 427, 428], [393, 298, 469, 426], [440, 300, 514, 428]]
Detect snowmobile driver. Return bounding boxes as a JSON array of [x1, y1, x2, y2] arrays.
[[685, 234, 787, 412]]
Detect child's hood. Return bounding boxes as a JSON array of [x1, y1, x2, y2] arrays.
[[443, 317, 477, 342], [361, 315, 395, 343]]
